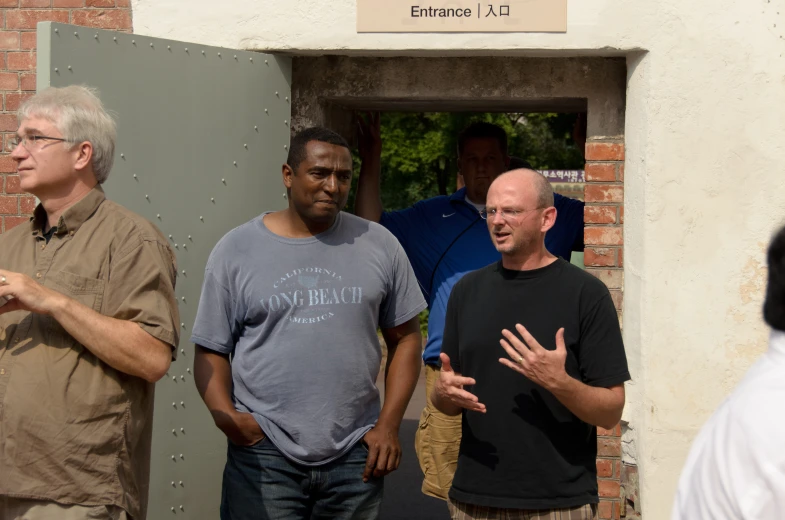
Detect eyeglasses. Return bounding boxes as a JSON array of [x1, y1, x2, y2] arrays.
[[10, 135, 69, 150], [480, 207, 543, 221]]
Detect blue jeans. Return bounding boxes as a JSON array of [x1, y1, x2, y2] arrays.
[[221, 438, 384, 520]]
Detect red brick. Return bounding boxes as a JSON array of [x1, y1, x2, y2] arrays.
[[4, 215, 29, 231], [618, 248, 623, 267], [585, 184, 623, 204], [21, 0, 51, 6], [5, 10, 69, 30], [0, 195, 18, 214], [115, 0, 128, 6], [7, 51, 36, 71], [20, 72, 36, 91], [0, 156, 17, 173], [619, 205, 624, 224], [71, 10, 132, 30], [585, 163, 616, 182], [0, 31, 21, 50], [86, 0, 115, 5], [597, 437, 621, 457], [0, 115, 19, 132], [584, 247, 617, 267], [588, 269, 623, 290], [5, 92, 33, 111], [598, 424, 622, 437], [20, 31, 37, 50], [596, 459, 613, 478], [0, 0, 20, 6], [584, 205, 617, 224], [0, 72, 20, 90], [585, 226, 623, 246], [614, 461, 621, 480], [4, 175, 21, 193], [0, 54, 6, 72], [4, 134, 16, 153], [586, 142, 624, 161], [20, 195, 35, 213], [53, 0, 83, 5], [598, 479, 621, 498], [619, 164, 624, 181], [597, 500, 613, 519]]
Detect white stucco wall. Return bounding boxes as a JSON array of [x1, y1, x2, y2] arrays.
[[131, 0, 785, 516]]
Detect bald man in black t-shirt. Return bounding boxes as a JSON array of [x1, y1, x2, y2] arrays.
[[431, 169, 630, 520]]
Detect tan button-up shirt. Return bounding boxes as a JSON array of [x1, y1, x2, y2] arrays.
[[0, 186, 180, 519]]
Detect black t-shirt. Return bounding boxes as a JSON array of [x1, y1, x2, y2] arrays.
[[442, 259, 630, 509]]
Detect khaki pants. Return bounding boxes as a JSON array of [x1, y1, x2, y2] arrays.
[[0, 497, 128, 520], [448, 499, 598, 520], [415, 364, 463, 500]]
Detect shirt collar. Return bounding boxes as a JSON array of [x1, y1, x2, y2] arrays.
[[770, 329, 785, 358], [29, 185, 106, 237], [449, 187, 468, 203]]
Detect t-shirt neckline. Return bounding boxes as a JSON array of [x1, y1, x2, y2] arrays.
[[255, 211, 342, 245], [495, 258, 563, 280]]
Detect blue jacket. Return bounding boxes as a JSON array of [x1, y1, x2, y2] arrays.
[[380, 187, 584, 365]]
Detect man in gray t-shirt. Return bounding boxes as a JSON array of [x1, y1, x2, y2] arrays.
[[192, 127, 426, 520]]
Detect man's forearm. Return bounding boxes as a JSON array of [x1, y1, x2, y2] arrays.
[[194, 346, 237, 427], [548, 378, 624, 430], [49, 294, 172, 382], [377, 337, 421, 429], [355, 158, 383, 222]]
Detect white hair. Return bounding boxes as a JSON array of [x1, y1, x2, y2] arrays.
[[18, 85, 117, 183]]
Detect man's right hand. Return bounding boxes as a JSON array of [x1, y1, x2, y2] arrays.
[[356, 112, 382, 166], [433, 353, 486, 413], [216, 410, 266, 446]]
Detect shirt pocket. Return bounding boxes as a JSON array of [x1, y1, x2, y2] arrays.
[[43, 270, 106, 350]]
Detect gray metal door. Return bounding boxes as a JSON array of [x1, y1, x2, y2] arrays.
[[36, 22, 291, 519]]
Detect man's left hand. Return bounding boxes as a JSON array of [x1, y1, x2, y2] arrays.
[[361, 422, 401, 482], [0, 270, 64, 316], [499, 325, 569, 391]]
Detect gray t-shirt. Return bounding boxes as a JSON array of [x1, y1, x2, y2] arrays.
[[191, 211, 426, 465]]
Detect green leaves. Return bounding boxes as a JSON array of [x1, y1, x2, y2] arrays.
[[348, 112, 584, 212]]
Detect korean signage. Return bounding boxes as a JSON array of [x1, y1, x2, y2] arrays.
[[357, 0, 567, 33], [542, 170, 584, 183]]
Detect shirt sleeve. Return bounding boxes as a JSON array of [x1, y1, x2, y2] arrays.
[[440, 278, 462, 373], [190, 263, 242, 355], [549, 194, 585, 256], [105, 237, 180, 354], [379, 238, 428, 330], [577, 284, 630, 387], [379, 203, 425, 252]]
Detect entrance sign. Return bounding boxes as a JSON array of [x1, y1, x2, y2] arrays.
[[357, 0, 567, 33]]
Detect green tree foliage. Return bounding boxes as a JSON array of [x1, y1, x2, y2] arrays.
[[348, 111, 584, 212]]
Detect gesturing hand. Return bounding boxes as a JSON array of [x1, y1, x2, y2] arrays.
[[0, 270, 65, 316], [499, 325, 569, 391], [433, 353, 486, 413], [361, 423, 401, 482]]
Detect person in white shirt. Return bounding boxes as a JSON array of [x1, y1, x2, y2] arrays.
[[672, 224, 785, 520]]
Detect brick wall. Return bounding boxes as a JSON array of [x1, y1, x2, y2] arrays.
[[584, 138, 626, 519], [0, 0, 131, 234]]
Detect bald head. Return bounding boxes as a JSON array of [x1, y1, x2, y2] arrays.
[[490, 168, 554, 210]]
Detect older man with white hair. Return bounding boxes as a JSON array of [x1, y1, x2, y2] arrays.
[[0, 86, 180, 520]]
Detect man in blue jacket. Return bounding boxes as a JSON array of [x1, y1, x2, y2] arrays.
[[355, 115, 585, 501]]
